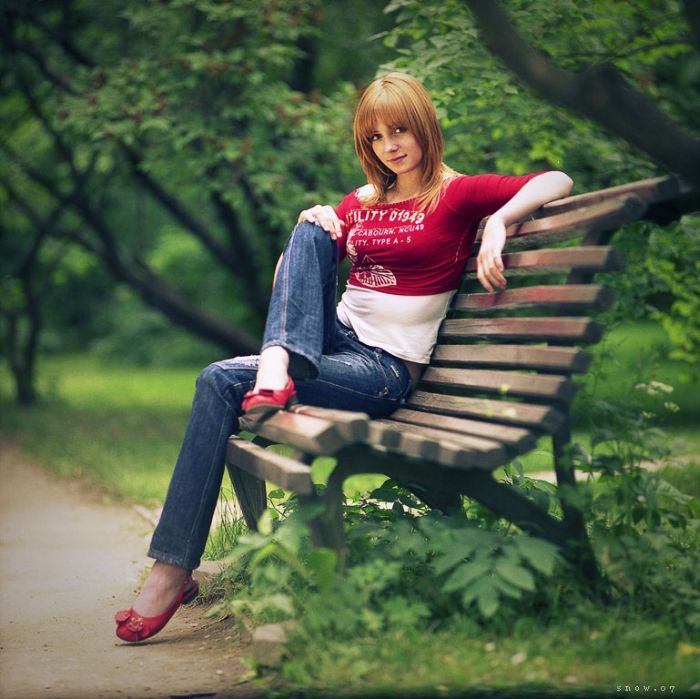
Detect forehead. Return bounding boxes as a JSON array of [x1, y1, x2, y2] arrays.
[[371, 118, 401, 132], [361, 93, 408, 133]]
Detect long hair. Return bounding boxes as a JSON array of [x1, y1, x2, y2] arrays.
[[353, 72, 457, 211]]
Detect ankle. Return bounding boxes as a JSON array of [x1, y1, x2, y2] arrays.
[[147, 561, 189, 589], [255, 346, 290, 391]]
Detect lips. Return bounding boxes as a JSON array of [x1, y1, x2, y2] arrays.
[[388, 155, 406, 164]]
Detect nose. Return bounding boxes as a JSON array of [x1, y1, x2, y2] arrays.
[[384, 137, 398, 153]]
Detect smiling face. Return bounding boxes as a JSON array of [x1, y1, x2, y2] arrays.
[[370, 121, 424, 180], [353, 73, 446, 205]]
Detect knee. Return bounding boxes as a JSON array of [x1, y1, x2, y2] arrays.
[[195, 363, 223, 394], [292, 221, 336, 255]]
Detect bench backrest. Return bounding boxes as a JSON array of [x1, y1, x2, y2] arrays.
[[394, 175, 686, 447]]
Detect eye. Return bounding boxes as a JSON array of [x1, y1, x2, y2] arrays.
[[393, 126, 406, 134], [369, 133, 381, 142]]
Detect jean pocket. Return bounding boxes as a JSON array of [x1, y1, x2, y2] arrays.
[[374, 350, 411, 401]]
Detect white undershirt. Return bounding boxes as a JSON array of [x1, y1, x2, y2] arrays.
[[336, 284, 456, 364]]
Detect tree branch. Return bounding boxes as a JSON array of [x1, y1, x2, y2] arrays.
[[464, 0, 700, 189], [3, 144, 260, 354], [684, 0, 700, 53], [3, 2, 95, 68]]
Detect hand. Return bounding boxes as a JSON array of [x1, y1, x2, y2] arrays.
[[477, 216, 508, 293], [297, 205, 345, 240]]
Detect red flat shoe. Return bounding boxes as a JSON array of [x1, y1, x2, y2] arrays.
[[241, 377, 297, 420], [114, 576, 199, 643]]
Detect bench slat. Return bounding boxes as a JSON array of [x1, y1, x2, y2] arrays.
[[239, 411, 350, 455], [370, 420, 507, 469], [431, 344, 591, 372], [290, 405, 369, 441], [407, 391, 565, 431], [475, 195, 646, 249], [390, 408, 536, 452], [420, 367, 578, 402], [440, 317, 604, 343], [453, 284, 614, 313], [540, 175, 679, 216], [465, 246, 623, 276], [226, 435, 313, 494]]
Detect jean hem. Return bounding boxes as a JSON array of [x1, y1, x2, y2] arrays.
[[147, 546, 200, 571], [259, 340, 319, 379]]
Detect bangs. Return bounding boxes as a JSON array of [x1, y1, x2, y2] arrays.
[[357, 90, 419, 140]]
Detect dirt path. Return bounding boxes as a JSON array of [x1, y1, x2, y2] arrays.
[[0, 441, 260, 699]]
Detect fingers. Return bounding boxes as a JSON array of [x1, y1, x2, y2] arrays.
[[297, 205, 344, 240], [477, 251, 506, 293]]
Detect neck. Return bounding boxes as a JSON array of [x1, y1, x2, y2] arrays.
[[389, 172, 422, 201]]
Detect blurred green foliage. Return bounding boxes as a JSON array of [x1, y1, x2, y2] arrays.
[[2, 0, 699, 401]]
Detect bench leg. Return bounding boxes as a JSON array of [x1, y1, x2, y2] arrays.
[[552, 417, 601, 586], [299, 461, 349, 570], [225, 462, 267, 531]]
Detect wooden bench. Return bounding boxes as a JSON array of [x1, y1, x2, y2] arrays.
[[224, 175, 694, 580]]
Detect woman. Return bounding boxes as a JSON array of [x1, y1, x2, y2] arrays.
[[115, 73, 573, 642]]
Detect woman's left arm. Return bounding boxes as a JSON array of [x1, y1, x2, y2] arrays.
[[477, 171, 573, 293]]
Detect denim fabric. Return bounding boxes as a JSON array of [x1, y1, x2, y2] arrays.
[[148, 222, 412, 569]]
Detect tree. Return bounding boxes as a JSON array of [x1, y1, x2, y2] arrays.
[[381, 0, 699, 193], [464, 0, 700, 193], [1, 0, 388, 400]]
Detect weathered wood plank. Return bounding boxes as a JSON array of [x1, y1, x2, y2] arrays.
[[465, 246, 623, 276], [226, 435, 314, 494], [390, 408, 536, 451], [431, 344, 591, 373], [420, 367, 578, 402], [367, 421, 434, 459], [407, 391, 565, 431], [372, 419, 507, 468], [239, 411, 350, 455], [453, 284, 614, 313], [439, 317, 604, 343], [290, 404, 369, 441], [475, 195, 646, 249], [539, 175, 680, 216]]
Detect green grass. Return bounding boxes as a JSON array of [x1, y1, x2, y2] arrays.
[[279, 616, 700, 697], [0, 355, 195, 503]]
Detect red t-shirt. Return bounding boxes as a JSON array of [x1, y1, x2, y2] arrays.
[[335, 173, 542, 295]]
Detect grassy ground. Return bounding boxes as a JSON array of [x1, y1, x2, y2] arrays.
[[1, 321, 699, 696]]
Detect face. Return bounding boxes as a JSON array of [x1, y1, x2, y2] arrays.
[[369, 120, 423, 179]]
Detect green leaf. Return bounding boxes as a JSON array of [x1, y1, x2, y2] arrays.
[[431, 545, 467, 576], [514, 536, 560, 576], [477, 586, 500, 618], [442, 559, 491, 594], [257, 509, 273, 536], [493, 576, 524, 599], [494, 559, 536, 592]]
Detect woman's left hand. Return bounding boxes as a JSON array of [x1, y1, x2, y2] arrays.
[[477, 216, 508, 293]]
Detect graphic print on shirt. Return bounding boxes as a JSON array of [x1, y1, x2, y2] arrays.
[[346, 239, 397, 287], [346, 206, 425, 289]]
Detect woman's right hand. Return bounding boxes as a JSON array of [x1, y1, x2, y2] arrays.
[[297, 205, 345, 241]]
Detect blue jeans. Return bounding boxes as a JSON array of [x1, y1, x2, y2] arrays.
[[148, 223, 412, 569]]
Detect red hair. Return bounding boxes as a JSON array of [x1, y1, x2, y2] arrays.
[[353, 72, 457, 210]]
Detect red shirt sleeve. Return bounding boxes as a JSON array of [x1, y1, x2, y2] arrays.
[[444, 172, 546, 221]]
